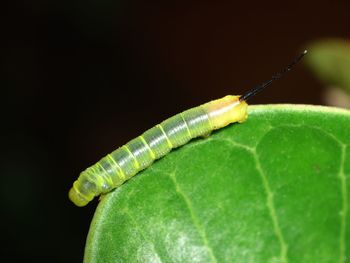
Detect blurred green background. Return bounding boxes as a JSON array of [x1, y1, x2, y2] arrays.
[[3, 0, 350, 262]]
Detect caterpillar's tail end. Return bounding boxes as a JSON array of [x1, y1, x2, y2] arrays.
[[69, 187, 90, 207]]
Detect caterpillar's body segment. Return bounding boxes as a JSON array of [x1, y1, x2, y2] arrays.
[[69, 51, 307, 207], [69, 96, 248, 206]]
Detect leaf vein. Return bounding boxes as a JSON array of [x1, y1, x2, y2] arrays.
[[168, 172, 218, 263], [122, 208, 163, 263], [253, 150, 289, 263], [339, 145, 347, 263]]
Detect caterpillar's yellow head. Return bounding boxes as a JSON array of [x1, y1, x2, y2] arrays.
[[69, 187, 90, 207], [69, 177, 96, 207]]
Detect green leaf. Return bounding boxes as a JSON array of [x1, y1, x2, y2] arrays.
[[85, 105, 350, 263], [306, 39, 350, 92]]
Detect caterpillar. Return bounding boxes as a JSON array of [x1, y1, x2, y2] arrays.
[[69, 50, 307, 207]]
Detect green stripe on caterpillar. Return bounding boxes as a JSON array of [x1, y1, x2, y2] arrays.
[[69, 50, 307, 207]]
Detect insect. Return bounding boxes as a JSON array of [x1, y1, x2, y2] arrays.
[[69, 50, 307, 207]]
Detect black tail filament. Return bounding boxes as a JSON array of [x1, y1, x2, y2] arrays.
[[239, 50, 307, 102]]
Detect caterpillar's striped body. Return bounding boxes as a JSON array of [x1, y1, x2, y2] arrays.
[[69, 96, 247, 206], [69, 51, 307, 207]]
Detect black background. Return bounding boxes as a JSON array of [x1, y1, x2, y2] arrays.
[[3, 0, 350, 262]]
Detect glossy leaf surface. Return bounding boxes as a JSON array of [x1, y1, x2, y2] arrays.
[[85, 105, 350, 263]]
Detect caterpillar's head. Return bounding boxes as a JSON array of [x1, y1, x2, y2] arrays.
[[69, 187, 90, 207], [69, 177, 97, 207]]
